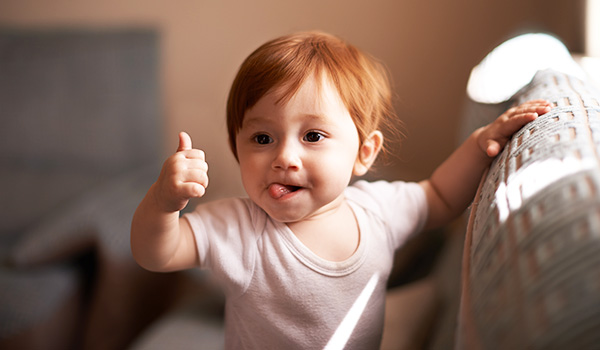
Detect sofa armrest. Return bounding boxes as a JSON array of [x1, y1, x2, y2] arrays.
[[458, 68, 600, 349]]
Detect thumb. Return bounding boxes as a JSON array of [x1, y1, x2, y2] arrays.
[[486, 139, 501, 157], [177, 131, 193, 152]]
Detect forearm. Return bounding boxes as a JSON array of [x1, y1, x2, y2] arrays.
[[421, 129, 491, 228], [130, 183, 187, 272], [420, 99, 551, 229]]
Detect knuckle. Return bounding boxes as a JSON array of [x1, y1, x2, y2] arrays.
[[166, 155, 186, 172], [186, 149, 205, 159], [175, 161, 187, 173]]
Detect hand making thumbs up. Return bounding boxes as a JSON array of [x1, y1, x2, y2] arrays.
[[154, 132, 209, 212]]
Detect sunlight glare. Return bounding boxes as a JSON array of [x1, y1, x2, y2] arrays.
[[324, 273, 379, 350], [494, 155, 590, 223]]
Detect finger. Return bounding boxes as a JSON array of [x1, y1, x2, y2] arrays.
[[510, 104, 549, 118], [489, 113, 536, 148], [523, 99, 550, 105], [502, 112, 538, 132], [486, 140, 501, 157], [521, 106, 551, 117], [509, 99, 551, 110], [182, 169, 209, 187], [179, 148, 206, 161], [180, 182, 206, 198], [185, 158, 209, 171], [521, 100, 553, 112], [535, 104, 552, 115], [177, 132, 193, 152]]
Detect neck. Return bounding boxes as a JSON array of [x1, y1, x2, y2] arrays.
[[287, 200, 360, 262]]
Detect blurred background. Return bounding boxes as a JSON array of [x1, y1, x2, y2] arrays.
[[0, 0, 588, 199], [0, 1, 595, 349]]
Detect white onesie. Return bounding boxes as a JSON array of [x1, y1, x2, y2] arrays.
[[183, 180, 428, 349]]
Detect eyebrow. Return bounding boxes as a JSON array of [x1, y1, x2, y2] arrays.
[[243, 113, 331, 128], [303, 113, 330, 122], [240, 115, 269, 129]]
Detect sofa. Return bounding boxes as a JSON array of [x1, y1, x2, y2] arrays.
[[456, 34, 600, 349]]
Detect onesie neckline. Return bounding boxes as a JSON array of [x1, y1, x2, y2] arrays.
[[275, 200, 368, 277]]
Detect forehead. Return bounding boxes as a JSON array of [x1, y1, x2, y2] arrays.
[[243, 73, 349, 124]]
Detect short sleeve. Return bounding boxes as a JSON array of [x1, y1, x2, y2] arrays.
[[345, 180, 428, 249], [182, 198, 264, 297]]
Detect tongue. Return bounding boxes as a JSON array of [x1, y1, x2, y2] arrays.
[[269, 184, 296, 199]]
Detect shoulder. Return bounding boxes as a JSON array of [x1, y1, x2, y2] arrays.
[[182, 197, 268, 296], [183, 197, 267, 235], [346, 180, 429, 241], [346, 180, 426, 210]]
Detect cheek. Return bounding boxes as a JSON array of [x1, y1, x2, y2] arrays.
[[332, 139, 360, 168], [238, 152, 271, 193], [239, 158, 259, 178], [237, 155, 256, 186], [312, 150, 357, 184]]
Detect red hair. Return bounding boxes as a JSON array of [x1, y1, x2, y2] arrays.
[[226, 31, 397, 159]]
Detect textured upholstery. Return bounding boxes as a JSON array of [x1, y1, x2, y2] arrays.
[[457, 70, 600, 349]]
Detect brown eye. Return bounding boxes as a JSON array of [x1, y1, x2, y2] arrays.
[[304, 132, 323, 143], [254, 134, 273, 145]]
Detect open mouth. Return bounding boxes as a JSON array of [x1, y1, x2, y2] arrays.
[[268, 183, 302, 199]]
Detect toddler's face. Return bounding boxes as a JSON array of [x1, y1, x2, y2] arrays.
[[235, 74, 363, 223]]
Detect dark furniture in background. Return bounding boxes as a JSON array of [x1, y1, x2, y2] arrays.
[[0, 29, 221, 350]]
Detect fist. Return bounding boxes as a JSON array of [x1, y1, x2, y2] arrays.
[[154, 132, 209, 212]]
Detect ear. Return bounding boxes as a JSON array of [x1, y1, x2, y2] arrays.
[[353, 130, 383, 176]]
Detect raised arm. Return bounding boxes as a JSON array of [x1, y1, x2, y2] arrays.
[[131, 132, 208, 272], [420, 99, 552, 229]]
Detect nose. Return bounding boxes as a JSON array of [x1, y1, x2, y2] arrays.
[[272, 140, 302, 171]]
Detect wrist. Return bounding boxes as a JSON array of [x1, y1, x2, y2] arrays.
[[469, 127, 494, 161], [148, 182, 180, 214]]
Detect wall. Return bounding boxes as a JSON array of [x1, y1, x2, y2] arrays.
[[0, 0, 584, 202]]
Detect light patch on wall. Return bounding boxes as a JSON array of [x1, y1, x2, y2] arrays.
[[467, 33, 586, 104]]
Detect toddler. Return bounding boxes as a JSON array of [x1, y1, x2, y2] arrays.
[[131, 31, 552, 349]]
